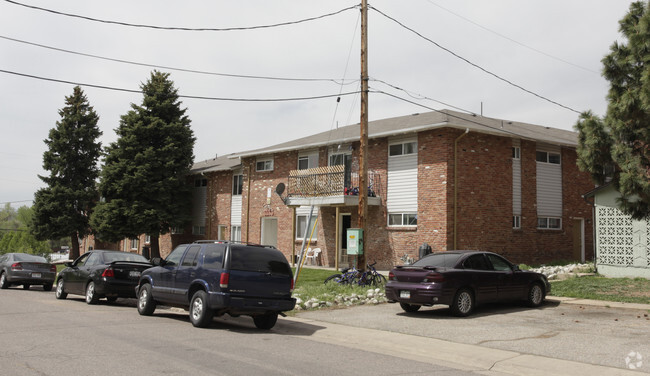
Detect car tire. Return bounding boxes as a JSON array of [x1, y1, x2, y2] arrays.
[[85, 281, 99, 305], [137, 284, 156, 316], [527, 282, 544, 308], [189, 290, 213, 328], [450, 288, 474, 317], [0, 273, 9, 289], [43, 283, 53, 292], [55, 279, 67, 299], [22, 284, 30, 290], [399, 302, 421, 313], [253, 313, 278, 330]]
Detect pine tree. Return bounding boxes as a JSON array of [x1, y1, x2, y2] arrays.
[[31, 86, 102, 259], [575, 1, 650, 219], [92, 71, 195, 259]]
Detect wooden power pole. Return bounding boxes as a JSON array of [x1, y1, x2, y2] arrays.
[[357, 0, 368, 269]]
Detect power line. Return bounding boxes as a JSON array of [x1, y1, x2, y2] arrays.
[[4, 0, 359, 32], [370, 5, 582, 114], [422, 0, 600, 75], [0, 35, 358, 85], [0, 68, 360, 102], [370, 77, 476, 115]]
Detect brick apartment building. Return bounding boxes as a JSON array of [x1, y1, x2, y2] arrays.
[[84, 110, 596, 269]]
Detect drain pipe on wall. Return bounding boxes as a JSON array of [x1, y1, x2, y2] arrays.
[[582, 193, 598, 274], [454, 128, 469, 250]]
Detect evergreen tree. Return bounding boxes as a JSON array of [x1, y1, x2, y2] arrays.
[[31, 86, 102, 259], [92, 71, 195, 258], [575, 1, 650, 219]]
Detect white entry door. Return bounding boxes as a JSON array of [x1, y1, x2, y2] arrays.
[[261, 217, 278, 248]]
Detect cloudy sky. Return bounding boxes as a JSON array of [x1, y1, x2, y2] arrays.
[[0, 0, 636, 208]]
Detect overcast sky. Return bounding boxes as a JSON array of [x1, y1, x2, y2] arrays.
[[0, 0, 636, 208]]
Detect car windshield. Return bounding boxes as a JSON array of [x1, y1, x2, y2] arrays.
[[12, 254, 47, 263], [229, 245, 292, 276], [102, 252, 149, 263], [412, 253, 463, 268]]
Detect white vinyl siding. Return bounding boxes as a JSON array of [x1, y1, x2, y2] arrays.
[[512, 139, 522, 217], [387, 137, 418, 218], [230, 195, 242, 226], [536, 144, 562, 218]]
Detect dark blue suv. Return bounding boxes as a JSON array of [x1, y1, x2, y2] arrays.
[[135, 241, 296, 329]]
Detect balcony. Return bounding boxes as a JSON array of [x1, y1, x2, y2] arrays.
[[285, 165, 382, 207]]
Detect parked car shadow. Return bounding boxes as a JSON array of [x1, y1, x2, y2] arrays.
[[395, 299, 560, 319]]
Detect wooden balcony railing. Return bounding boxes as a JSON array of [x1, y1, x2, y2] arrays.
[[287, 165, 381, 198]]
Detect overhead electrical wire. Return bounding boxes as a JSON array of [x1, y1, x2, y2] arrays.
[[0, 68, 360, 102], [370, 5, 582, 115], [423, 0, 599, 75], [370, 77, 476, 115], [0, 35, 358, 85], [3, 0, 358, 32]]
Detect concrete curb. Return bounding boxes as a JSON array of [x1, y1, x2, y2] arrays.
[[283, 316, 646, 375], [548, 296, 650, 311]]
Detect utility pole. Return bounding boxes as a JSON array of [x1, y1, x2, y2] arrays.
[[357, 0, 368, 269]]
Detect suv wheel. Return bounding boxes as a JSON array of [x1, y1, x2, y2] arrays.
[[253, 313, 278, 330], [137, 284, 156, 316], [189, 290, 213, 328]]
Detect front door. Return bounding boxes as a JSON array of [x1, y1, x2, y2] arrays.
[[261, 217, 278, 248], [339, 214, 352, 267]]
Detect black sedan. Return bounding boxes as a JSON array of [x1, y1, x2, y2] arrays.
[[0, 253, 57, 291], [385, 251, 551, 316], [55, 250, 151, 304]]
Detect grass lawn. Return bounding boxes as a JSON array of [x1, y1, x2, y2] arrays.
[[550, 275, 650, 305]]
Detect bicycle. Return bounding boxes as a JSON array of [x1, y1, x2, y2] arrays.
[[324, 266, 360, 285], [358, 262, 387, 286], [324, 262, 387, 287]]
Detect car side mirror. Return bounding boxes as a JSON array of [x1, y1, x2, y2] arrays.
[[512, 264, 521, 272], [151, 257, 163, 266], [64, 262, 74, 268]]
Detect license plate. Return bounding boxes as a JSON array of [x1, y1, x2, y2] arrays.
[[129, 271, 141, 278], [32, 273, 41, 278], [400, 290, 410, 299]]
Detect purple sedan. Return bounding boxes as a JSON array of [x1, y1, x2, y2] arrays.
[[385, 251, 551, 316]]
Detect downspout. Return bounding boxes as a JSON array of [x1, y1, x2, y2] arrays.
[[245, 161, 252, 242], [453, 128, 469, 250], [582, 194, 597, 274]]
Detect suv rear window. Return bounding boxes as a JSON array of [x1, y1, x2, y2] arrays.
[[229, 245, 291, 276], [202, 244, 225, 269]]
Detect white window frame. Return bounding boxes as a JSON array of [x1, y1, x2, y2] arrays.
[[130, 238, 139, 250], [145, 235, 151, 244], [513, 215, 521, 229], [296, 214, 318, 240], [537, 217, 562, 230], [536, 151, 560, 165], [512, 146, 521, 160], [389, 141, 417, 157], [232, 174, 243, 195], [171, 226, 183, 234], [388, 213, 417, 227], [217, 225, 227, 240], [231, 225, 241, 242], [256, 158, 274, 172]]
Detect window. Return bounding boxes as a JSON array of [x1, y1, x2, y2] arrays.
[[536, 151, 560, 164], [512, 146, 520, 159], [195, 178, 207, 187], [231, 225, 241, 242], [464, 254, 490, 270], [487, 254, 513, 271], [538, 217, 561, 229], [217, 225, 227, 240], [256, 159, 273, 172], [165, 245, 187, 266], [296, 214, 318, 239], [180, 246, 201, 267], [130, 238, 138, 250], [203, 244, 225, 269], [388, 213, 417, 226], [232, 174, 243, 195], [513, 215, 521, 229], [192, 226, 205, 235], [171, 226, 183, 234], [389, 141, 417, 156], [145, 235, 151, 244], [298, 156, 310, 170]]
